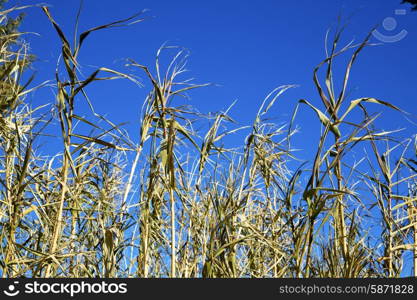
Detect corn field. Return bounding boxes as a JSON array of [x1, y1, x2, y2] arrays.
[[0, 3, 416, 278]]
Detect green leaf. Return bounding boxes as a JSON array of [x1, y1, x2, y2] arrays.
[[340, 97, 402, 121], [299, 99, 341, 138]]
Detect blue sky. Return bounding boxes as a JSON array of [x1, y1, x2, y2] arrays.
[[10, 0, 417, 276], [19, 0, 416, 147]]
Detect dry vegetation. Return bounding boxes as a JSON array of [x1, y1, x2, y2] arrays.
[[0, 4, 416, 278]]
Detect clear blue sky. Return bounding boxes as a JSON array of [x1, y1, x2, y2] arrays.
[[17, 0, 416, 153]]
